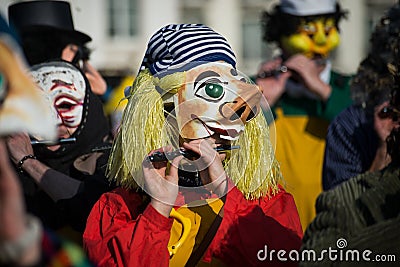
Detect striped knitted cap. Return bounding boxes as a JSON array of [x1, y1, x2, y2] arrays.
[[140, 24, 237, 74]]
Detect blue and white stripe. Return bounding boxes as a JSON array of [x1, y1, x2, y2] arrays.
[[140, 24, 237, 74]]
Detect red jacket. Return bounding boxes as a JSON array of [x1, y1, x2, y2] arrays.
[[83, 184, 303, 266]]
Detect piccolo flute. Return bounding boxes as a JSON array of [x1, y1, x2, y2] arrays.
[[30, 137, 77, 146], [148, 145, 240, 162], [256, 58, 328, 79], [256, 65, 288, 79]]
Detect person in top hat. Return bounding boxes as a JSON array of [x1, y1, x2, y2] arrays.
[[4, 57, 115, 242], [256, 0, 352, 231], [8, 0, 107, 96], [4, 0, 116, 244], [0, 14, 95, 267], [83, 23, 303, 267]]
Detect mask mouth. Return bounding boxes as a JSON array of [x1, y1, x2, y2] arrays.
[[189, 114, 243, 141], [206, 124, 241, 140]]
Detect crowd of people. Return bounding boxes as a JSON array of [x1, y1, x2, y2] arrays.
[[0, 0, 399, 266], [256, 0, 352, 230]]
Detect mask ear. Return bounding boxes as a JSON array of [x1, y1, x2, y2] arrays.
[[0, 39, 57, 140]]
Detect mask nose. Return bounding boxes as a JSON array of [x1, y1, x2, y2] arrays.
[[313, 22, 327, 46], [220, 83, 261, 123]]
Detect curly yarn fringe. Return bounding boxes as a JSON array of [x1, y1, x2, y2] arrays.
[[107, 69, 179, 189]]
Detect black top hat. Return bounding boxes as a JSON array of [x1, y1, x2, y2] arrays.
[[8, 0, 91, 44]]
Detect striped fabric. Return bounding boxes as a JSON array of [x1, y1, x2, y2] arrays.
[[140, 24, 236, 74], [322, 104, 378, 190]]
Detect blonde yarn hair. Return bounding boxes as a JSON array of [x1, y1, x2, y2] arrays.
[[107, 68, 282, 199]]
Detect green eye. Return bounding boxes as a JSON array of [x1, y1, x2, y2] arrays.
[[205, 83, 224, 98], [194, 77, 226, 101]]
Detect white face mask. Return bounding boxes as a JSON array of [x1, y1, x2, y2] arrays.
[[30, 61, 86, 136], [0, 39, 56, 140], [172, 62, 262, 140]]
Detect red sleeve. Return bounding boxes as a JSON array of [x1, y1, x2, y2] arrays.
[[83, 189, 173, 267], [255, 185, 304, 238], [205, 185, 303, 266]]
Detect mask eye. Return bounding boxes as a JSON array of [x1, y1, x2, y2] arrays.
[[324, 19, 335, 32], [205, 83, 223, 98], [195, 77, 226, 101], [301, 24, 316, 34], [324, 25, 334, 34]]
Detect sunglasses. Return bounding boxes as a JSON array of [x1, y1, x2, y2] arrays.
[[71, 46, 90, 69], [378, 106, 400, 121]]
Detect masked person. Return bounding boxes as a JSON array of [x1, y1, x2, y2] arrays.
[[8, 0, 107, 96], [0, 14, 94, 267], [5, 58, 115, 242], [323, 3, 400, 190], [256, 0, 352, 230], [83, 24, 303, 267]]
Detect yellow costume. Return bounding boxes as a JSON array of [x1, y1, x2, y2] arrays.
[[260, 0, 352, 230]]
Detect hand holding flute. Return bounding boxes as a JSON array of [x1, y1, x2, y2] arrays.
[[143, 139, 232, 216], [256, 54, 331, 105], [6, 134, 78, 170], [256, 57, 291, 106]]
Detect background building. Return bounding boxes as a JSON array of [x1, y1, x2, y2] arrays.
[[0, 0, 396, 78]]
